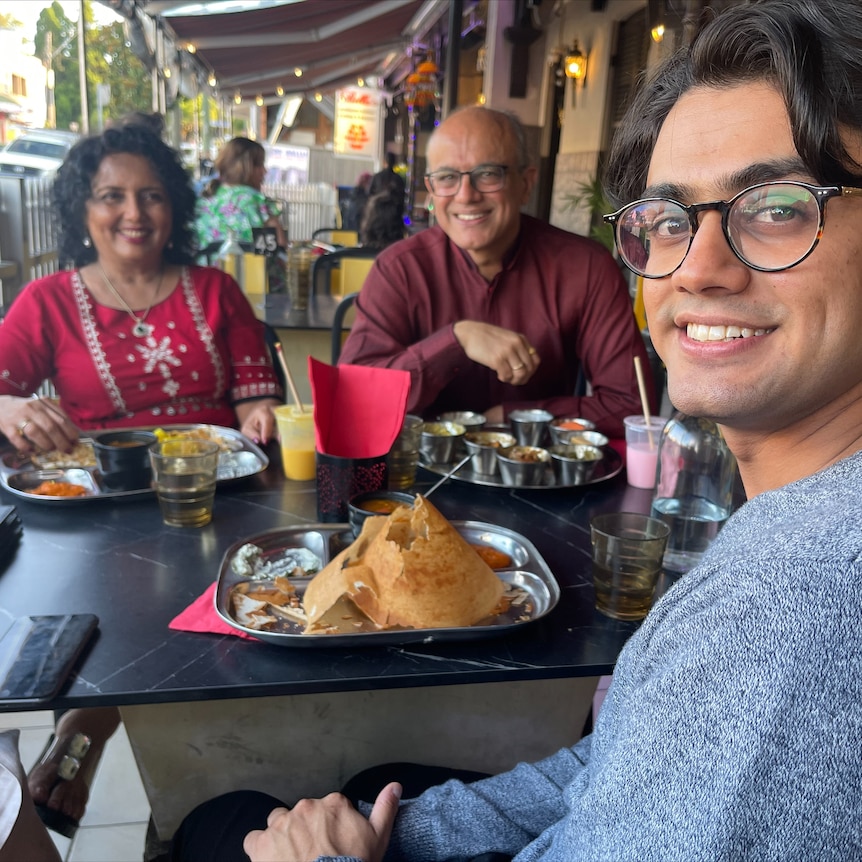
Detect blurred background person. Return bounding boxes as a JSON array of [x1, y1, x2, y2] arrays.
[[0, 120, 282, 839], [360, 191, 407, 250], [342, 171, 372, 233], [369, 151, 406, 220], [195, 136, 287, 254]]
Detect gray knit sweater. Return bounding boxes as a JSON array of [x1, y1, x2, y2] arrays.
[[345, 452, 862, 861]]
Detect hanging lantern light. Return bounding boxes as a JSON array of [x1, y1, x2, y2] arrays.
[[405, 59, 439, 110]]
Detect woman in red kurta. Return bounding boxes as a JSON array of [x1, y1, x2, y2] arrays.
[[0, 120, 281, 455], [0, 119, 281, 841], [0, 265, 277, 429]]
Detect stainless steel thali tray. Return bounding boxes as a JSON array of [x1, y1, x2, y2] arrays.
[[420, 446, 623, 490], [0, 424, 268, 504], [215, 521, 560, 647]]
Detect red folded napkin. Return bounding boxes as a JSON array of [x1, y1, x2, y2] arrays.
[[169, 583, 253, 639], [309, 357, 410, 457]]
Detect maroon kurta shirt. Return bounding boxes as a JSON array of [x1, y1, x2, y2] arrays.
[[339, 216, 654, 438]]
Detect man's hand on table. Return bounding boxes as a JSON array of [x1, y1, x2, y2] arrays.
[[453, 321, 540, 385], [243, 782, 402, 862]]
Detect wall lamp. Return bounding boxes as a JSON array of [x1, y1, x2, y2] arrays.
[[564, 42, 587, 81]]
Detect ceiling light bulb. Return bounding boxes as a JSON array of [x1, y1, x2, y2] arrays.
[[234, 91, 242, 104], [314, 92, 323, 102], [208, 73, 217, 87], [186, 43, 196, 54], [276, 85, 284, 97], [357, 77, 365, 87], [294, 67, 303, 77], [163, 66, 171, 78], [255, 94, 264, 106]]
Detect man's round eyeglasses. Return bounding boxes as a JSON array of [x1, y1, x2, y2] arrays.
[[603, 181, 862, 278], [425, 164, 509, 196]]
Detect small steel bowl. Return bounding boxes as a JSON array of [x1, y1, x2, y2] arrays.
[[548, 417, 597, 445], [561, 430, 609, 448], [419, 421, 466, 465], [496, 445, 551, 486], [464, 430, 517, 475], [508, 409, 553, 447], [437, 410, 486, 431], [548, 443, 604, 485], [348, 490, 416, 537]]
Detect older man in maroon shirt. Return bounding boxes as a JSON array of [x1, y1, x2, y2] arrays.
[[339, 107, 652, 436]]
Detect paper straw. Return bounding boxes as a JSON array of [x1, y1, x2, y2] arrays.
[[633, 355, 655, 449], [274, 342, 306, 412]]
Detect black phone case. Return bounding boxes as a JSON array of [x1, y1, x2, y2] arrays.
[[0, 613, 98, 703]]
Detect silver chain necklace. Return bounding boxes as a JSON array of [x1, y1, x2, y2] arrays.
[[96, 262, 164, 338]]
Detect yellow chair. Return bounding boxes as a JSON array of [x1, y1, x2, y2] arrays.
[[331, 230, 359, 246], [336, 256, 375, 297], [311, 227, 359, 247]]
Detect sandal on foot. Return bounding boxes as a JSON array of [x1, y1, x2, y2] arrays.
[[30, 731, 91, 839]]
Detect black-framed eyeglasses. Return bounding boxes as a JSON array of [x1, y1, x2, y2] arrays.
[[603, 180, 862, 278], [425, 164, 509, 196]]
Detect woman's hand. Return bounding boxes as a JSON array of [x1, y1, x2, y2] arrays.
[[236, 397, 280, 445], [243, 783, 401, 862], [0, 395, 79, 454]]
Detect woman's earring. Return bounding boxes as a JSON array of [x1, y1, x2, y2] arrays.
[[427, 201, 434, 212], [82, 236, 92, 248]]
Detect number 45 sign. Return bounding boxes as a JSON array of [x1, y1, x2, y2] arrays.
[[252, 227, 279, 256]]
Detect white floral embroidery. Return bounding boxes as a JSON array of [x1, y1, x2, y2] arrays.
[[137, 335, 182, 374], [72, 271, 128, 414], [181, 268, 225, 398]]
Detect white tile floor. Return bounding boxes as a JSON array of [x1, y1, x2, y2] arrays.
[[0, 677, 614, 861], [0, 710, 150, 862]]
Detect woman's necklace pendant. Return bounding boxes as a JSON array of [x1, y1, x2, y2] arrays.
[[132, 319, 153, 338]]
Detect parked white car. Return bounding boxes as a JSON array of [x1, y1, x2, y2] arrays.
[[0, 129, 79, 178]]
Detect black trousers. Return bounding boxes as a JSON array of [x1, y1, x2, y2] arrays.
[[169, 762, 513, 862]]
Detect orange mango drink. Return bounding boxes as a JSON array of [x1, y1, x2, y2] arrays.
[[274, 405, 316, 481]]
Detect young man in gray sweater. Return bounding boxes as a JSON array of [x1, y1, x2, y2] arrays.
[[171, 1, 862, 858]]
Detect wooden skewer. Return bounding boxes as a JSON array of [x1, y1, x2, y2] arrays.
[[633, 355, 655, 449], [274, 343, 306, 412]]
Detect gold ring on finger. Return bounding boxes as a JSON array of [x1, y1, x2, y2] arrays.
[[17, 420, 31, 436], [512, 363, 525, 371]]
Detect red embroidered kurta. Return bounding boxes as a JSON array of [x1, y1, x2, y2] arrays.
[[0, 266, 280, 429]]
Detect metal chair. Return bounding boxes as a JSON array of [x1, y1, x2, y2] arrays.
[[331, 292, 359, 364], [311, 246, 378, 295], [312, 227, 359, 247]]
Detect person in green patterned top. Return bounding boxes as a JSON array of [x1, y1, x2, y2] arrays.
[[195, 137, 286, 254]]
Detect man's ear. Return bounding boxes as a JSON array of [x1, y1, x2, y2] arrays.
[[520, 166, 539, 202]]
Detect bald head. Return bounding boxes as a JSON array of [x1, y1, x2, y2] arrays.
[[428, 107, 530, 171]]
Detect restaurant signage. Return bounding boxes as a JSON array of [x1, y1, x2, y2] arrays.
[[334, 87, 383, 158]]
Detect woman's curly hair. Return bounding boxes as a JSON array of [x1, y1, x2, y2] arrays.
[[53, 122, 197, 268]]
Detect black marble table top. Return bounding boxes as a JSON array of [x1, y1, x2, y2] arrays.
[[262, 292, 342, 331], [0, 444, 654, 712]]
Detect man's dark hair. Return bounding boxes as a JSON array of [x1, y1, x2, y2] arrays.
[[53, 123, 196, 267], [605, 0, 862, 207]]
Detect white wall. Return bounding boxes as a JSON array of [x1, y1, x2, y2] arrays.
[[0, 28, 47, 130], [557, 0, 645, 157]]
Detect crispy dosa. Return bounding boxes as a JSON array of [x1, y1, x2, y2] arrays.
[[303, 495, 505, 631]]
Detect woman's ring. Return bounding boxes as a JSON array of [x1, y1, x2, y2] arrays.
[[527, 347, 537, 355], [512, 363, 525, 371], [17, 420, 31, 437]]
